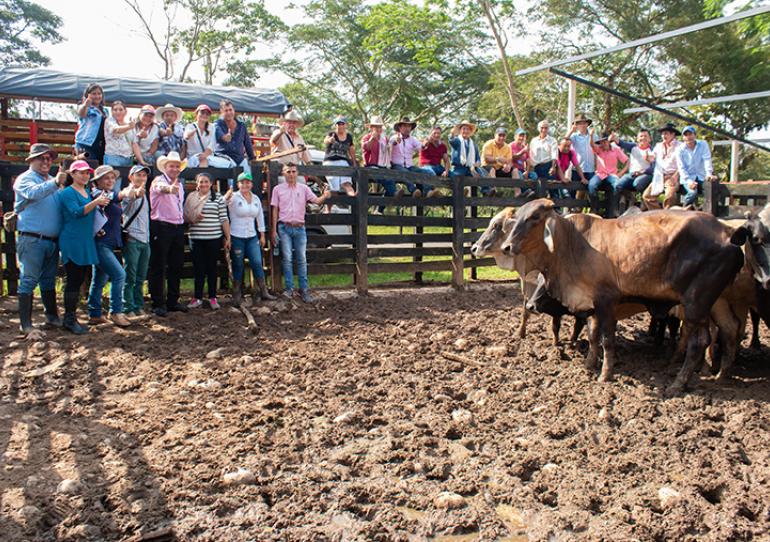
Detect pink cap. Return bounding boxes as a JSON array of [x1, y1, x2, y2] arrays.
[[196, 104, 212, 113], [68, 160, 94, 173], [140, 104, 156, 114]]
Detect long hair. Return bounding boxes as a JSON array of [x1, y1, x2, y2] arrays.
[[83, 83, 105, 115]]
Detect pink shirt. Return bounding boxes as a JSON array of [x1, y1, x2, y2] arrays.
[[270, 182, 318, 224], [594, 145, 628, 179], [556, 149, 579, 173], [149, 175, 184, 224], [389, 135, 421, 168], [510, 142, 529, 170]]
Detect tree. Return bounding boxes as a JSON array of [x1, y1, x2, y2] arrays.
[[0, 0, 62, 67], [123, 0, 284, 84]]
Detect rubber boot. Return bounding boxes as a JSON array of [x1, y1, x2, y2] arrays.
[[257, 278, 277, 301], [232, 280, 243, 306], [606, 192, 620, 218], [41, 290, 62, 327], [62, 292, 87, 335], [589, 194, 601, 216], [18, 293, 34, 334]]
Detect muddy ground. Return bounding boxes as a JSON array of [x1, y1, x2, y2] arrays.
[[0, 283, 768, 542]]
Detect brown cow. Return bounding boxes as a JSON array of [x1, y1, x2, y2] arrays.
[[501, 199, 746, 394]]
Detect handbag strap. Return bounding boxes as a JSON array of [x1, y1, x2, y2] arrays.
[[122, 195, 145, 232]]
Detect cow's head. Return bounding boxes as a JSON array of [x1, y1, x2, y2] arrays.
[[731, 204, 770, 289], [471, 207, 517, 257], [524, 273, 569, 317], [501, 199, 556, 256]]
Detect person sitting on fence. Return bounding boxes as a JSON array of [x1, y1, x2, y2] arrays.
[[13, 144, 67, 335], [482, 127, 515, 182], [642, 123, 681, 210], [103, 100, 136, 167], [323, 115, 358, 197], [417, 126, 448, 197], [510, 128, 537, 181], [449, 120, 492, 195], [361, 116, 394, 214], [120, 165, 151, 319], [215, 99, 256, 172], [615, 129, 655, 201], [676, 125, 717, 210], [271, 109, 312, 184], [156, 103, 185, 159], [390, 116, 434, 197], [271, 162, 332, 304], [553, 137, 586, 200], [148, 151, 188, 317], [75, 83, 107, 163], [86, 165, 131, 327], [185, 173, 231, 310], [567, 113, 598, 183], [58, 160, 111, 334], [529, 120, 558, 183], [132, 105, 160, 167], [225, 172, 274, 306], [588, 130, 629, 217], [185, 104, 218, 168]]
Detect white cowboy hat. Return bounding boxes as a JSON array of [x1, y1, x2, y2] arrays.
[[368, 115, 385, 127], [155, 103, 184, 120], [156, 151, 187, 173], [279, 109, 304, 127], [454, 120, 477, 134]]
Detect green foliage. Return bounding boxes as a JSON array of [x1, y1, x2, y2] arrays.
[[0, 0, 62, 67]]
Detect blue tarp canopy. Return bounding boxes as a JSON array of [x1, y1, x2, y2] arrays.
[[0, 67, 288, 115]]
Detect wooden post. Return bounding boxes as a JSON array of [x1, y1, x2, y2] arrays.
[[451, 176, 465, 290], [703, 177, 721, 216], [414, 194, 423, 284], [470, 185, 478, 280], [355, 169, 369, 295], [730, 140, 740, 183], [0, 98, 8, 119]]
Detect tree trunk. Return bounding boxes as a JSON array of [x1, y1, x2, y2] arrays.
[[479, 0, 524, 129]]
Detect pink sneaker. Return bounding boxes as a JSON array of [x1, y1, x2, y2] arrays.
[[187, 298, 203, 309], [209, 298, 220, 310]]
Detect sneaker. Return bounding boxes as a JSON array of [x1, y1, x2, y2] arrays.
[[110, 313, 131, 327], [153, 307, 168, 318], [209, 298, 221, 310], [300, 289, 315, 304], [88, 315, 110, 326], [188, 298, 203, 309], [282, 289, 294, 300], [167, 303, 189, 313], [125, 311, 137, 318]]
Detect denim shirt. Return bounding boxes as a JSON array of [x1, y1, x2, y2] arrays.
[[676, 140, 713, 184], [569, 131, 598, 173], [214, 119, 255, 164], [75, 105, 107, 146], [13, 168, 62, 237]]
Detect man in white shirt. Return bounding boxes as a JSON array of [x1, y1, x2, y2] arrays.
[[529, 120, 558, 179], [642, 123, 681, 210]]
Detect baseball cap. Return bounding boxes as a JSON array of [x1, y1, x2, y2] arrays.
[[514, 128, 527, 136], [129, 164, 151, 176], [682, 125, 696, 135], [237, 171, 253, 182], [495, 127, 507, 135]]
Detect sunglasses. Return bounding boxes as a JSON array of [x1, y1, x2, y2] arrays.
[[39, 155, 54, 162]]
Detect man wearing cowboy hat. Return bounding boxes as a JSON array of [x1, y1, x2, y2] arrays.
[[156, 103, 186, 158], [271, 109, 312, 184], [148, 151, 188, 317], [362, 116, 397, 211], [12, 144, 68, 334], [643, 122, 682, 210], [390, 116, 432, 197], [567, 113, 598, 183], [450, 120, 492, 193], [676, 125, 717, 209]]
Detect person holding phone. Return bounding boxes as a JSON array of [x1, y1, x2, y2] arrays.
[[75, 83, 107, 163]]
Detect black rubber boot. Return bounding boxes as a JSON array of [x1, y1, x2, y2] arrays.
[[589, 194, 602, 215], [62, 292, 87, 335], [232, 280, 243, 306], [18, 293, 34, 334], [41, 290, 62, 327], [257, 278, 276, 301]]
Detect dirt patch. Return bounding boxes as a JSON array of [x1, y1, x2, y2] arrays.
[[0, 284, 768, 541]]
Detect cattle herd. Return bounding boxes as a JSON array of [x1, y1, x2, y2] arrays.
[[471, 200, 770, 395]]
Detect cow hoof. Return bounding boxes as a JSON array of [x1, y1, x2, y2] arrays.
[[665, 383, 685, 397], [597, 372, 614, 383], [715, 372, 731, 384]]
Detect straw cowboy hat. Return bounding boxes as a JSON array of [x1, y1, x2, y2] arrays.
[[393, 116, 417, 130], [657, 122, 681, 136], [368, 115, 385, 127], [155, 103, 184, 120], [454, 120, 477, 134], [279, 109, 305, 127], [25, 143, 58, 162], [573, 112, 593, 125], [92, 165, 117, 184], [156, 151, 187, 173]]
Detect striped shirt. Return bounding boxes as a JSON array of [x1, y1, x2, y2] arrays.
[[188, 193, 228, 240]]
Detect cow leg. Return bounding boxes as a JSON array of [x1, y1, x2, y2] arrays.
[[667, 316, 681, 344], [570, 316, 586, 344], [551, 315, 561, 347], [597, 314, 618, 383], [712, 303, 741, 383], [668, 323, 710, 395], [584, 316, 600, 371], [750, 309, 761, 349], [517, 305, 530, 339]]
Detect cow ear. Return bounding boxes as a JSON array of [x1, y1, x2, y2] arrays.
[[543, 218, 555, 253], [730, 225, 748, 246]]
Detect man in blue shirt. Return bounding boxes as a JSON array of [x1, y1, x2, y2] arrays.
[[676, 125, 716, 208], [214, 99, 255, 170], [566, 113, 598, 182], [12, 144, 67, 334]]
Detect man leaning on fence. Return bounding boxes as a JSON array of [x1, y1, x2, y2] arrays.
[[12, 144, 68, 334]]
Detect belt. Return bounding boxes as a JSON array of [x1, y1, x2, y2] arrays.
[[19, 231, 58, 242], [279, 221, 304, 228]]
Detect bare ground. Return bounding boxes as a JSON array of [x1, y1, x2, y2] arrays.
[[0, 283, 768, 542]]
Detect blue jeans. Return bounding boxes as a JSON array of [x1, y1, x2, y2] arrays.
[[122, 239, 150, 313], [682, 179, 702, 206], [516, 169, 538, 180], [618, 173, 652, 193], [76, 142, 103, 163], [391, 165, 424, 193], [451, 166, 493, 195], [16, 235, 59, 295], [231, 235, 265, 282], [104, 154, 133, 167], [88, 242, 126, 316], [278, 223, 308, 291], [588, 174, 622, 196]]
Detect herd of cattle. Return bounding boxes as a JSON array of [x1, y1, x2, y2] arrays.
[[471, 200, 770, 395]]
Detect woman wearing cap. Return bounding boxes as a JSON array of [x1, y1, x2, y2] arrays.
[[185, 173, 231, 309], [132, 106, 160, 167], [121, 165, 151, 318], [58, 160, 111, 334], [104, 100, 136, 167], [225, 172, 275, 305], [76, 83, 108, 163], [185, 105, 213, 168], [322, 116, 357, 196], [86, 166, 131, 327], [156, 103, 185, 159]]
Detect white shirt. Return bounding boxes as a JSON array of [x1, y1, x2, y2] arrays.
[[629, 145, 654, 174], [228, 191, 266, 238], [529, 135, 558, 165], [133, 123, 160, 154], [104, 117, 135, 157], [184, 123, 215, 156]]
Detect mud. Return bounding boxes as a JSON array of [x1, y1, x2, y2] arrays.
[[0, 284, 768, 541]]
